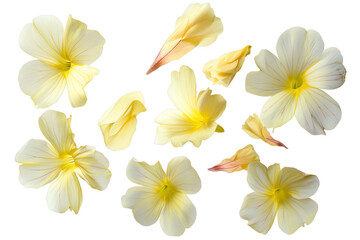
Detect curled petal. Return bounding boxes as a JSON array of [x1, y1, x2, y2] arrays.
[[126, 158, 166, 187], [197, 88, 226, 123]]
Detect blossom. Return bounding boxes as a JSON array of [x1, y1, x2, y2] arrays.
[[209, 144, 259, 172], [122, 157, 201, 236], [203, 45, 251, 87], [246, 27, 346, 135], [15, 110, 111, 214], [146, 3, 223, 74], [242, 114, 287, 148], [19, 15, 105, 108], [98, 92, 146, 150], [240, 162, 319, 234], [155, 65, 226, 147]]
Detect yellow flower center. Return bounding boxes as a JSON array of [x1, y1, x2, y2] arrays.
[[271, 187, 290, 207], [287, 75, 304, 90], [58, 60, 72, 72], [59, 154, 77, 168], [157, 179, 177, 202]]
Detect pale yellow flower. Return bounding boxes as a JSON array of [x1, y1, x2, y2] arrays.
[[242, 114, 287, 148], [146, 3, 223, 74], [155, 65, 226, 147], [122, 157, 201, 236], [246, 27, 346, 135], [15, 110, 111, 214], [240, 162, 319, 234], [203, 45, 251, 87], [209, 144, 260, 172], [19, 15, 105, 108], [98, 92, 146, 150]]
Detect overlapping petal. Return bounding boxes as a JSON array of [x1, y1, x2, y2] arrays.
[[247, 162, 272, 194], [126, 159, 166, 187], [197, 89, 226, 123]]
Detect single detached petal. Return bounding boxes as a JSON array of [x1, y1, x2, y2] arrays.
[[203, 45, 251, 87], [122, 186, 164, 226], [209, 144, 260, 172], [261, 90, 297, 129], [146, 3, 223, 74], [277, 197, 318, 234], [46, 167, 83, 214], [246, 162, 272, 194], [295, 87, 341, 135], [63, 15, 105, 65], [126, 158, 166, 187], [38, 110, 76, 154], [15, 139, 63, 188], [19, 60, 66, 108], [305, 47, 346, 90], [242, 114, 287, 148], [99, 92, 146, 150], [74, 146, 111, 191], [166, 156, 201, 194], [240, 192, 277, 234], [160, 192, 196, 236], [197, 88, 226, 123]]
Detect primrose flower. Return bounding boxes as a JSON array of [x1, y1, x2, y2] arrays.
[[15, 110, 111, 214], [122, 157, 201, 236], [203, 45, 251, 87], [243, 114, 287, 148], [19, 15, 105, 108], [209, 144, 260, 172], [246, 27, 346, 135], [155, 65, 226, 147], [240, 162, 319, 234], [98, 92, 146, 150], [146, 3, 223, 74]]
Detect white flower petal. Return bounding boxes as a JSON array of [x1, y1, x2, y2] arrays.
[[305, 47, 346, 89], [295, 87, 341, 135], [267, 163, 280, 186], [46, 168, 83, 214], [166, 157, 201, 194], [126, 158, 165, 187], [277, 197, 318, 234], [261, 90, 297, 128], [160, 193, 196, 236], [122, 187, 164, 226], [247, 162, 272, 194], [240, 192, 277, 234]]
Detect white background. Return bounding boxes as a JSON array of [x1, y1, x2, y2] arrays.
[[1, 0, 358, 239]]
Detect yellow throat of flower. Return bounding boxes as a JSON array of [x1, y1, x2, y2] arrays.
[[157, 179, 177, 202], [287, 74, 306, 91], [270, 187, 290, 208]]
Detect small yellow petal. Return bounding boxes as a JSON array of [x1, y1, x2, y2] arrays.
[[146, 3, 223, 74], [203, 46, 251, 87]]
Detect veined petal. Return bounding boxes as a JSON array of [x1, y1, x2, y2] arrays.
[[295, 87, 341, 135], [66, 64, 99, 108], [126, 158, 165, 187], [160, 193, 196, 236], [197, 88, 226, 122], [74, 146, 111, 191], [19, 15, 64, 65], [247, 162, 272, 194], [277, 197, 318, 234], [46, 167, 83, 214], [305, 47, 346, 90], [240, 192, 277, 234], [38, 110, 76, 154], [15, 139, 63, 188], [261, 90, 297, 129], [166, 157, 201, 194], [122, 187, 164, 226], [19, 60, 66, 108], [267, 163, 280, 186], [63, 15, 105, 65]]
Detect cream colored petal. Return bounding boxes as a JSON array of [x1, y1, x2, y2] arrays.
[[74, 146, 111, 191], [267, 163, 280, 187], [126, 158, 165, 187], [15, 139, 63, 188], [295, 87, 341, 135], [160, 193, 196, 236], [197, 88, 226, 122], [19, 60, 66, 108], [122, 187, 164, 226], [277, 197, 318, 234], [66, 64, 99, 108], [19, 15, 64, 65], [305, 47, 346, 90], [261, 90, 297, 129], [247, 162, 272, 194], [166, 156, 201, 194], [63, 15, 105, 65], [39, 110, 76, 154], [240, 192, 277, 234], [46, 167, 83, 214]]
